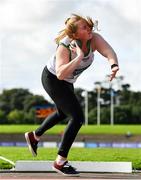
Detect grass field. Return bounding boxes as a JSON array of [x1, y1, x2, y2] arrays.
[[0, 147, 141, 170], [1, 124, 141, 134], [1, 125, 141, 170]]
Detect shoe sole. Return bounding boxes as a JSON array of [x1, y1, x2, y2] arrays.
[[25, 132, 37, 157], [52, 166, 80, 177]]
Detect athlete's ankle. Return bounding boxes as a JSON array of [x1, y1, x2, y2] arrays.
[[56, 155, 67, 165], [33, 131, 40, 141]]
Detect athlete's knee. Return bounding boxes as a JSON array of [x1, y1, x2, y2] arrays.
[[57, 110, 67, 120], [73, 112, 85, 126], [79, 118, 84, 126]]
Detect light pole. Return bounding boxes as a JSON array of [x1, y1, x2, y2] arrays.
[[84, 90, 88, 126], [0, 35, 3, 94], [110, 82, 114, 125], [115, 76, 124, 90], [95, 82, 101, 125], [109, 76, 124, 125], [82, 90, 88, 126], [115, 76, 124, 105]]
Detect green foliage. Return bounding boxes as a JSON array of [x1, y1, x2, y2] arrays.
[[0, 88, 53, 124], [88, 107, 111, 124], [24, 109, 36, 124], [0, 88, 32, 113], [88, 91, 97, 110], [1, 85, 141, 124], [88, 108, 97, 124], [7, 110, 25, 124], [100, 107, 110, 124], [23, 95, 48, 112], [132, 106, 141, 123], [114, 105, 132, 124], [0, 109, 6, 124]]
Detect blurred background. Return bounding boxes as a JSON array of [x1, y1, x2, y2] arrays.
[[0, 0, 141, 170], [0, 0, 140, 97]]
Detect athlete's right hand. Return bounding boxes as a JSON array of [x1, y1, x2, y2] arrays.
[[75, 41, 84, 58], [70, 41, 84, 59]]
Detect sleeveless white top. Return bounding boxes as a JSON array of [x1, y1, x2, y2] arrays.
[[47, 36, 94, 83]]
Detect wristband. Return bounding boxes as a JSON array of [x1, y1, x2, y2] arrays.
[[111, 64, 118, 69]]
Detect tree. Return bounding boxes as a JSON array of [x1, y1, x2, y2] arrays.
[[7, 110, 25, 124], [0, 88, 53, 124], [88, 108, 97, 124], [23, 94, 49, 112], [24, 108, 36, 124], [0, 109, 6, 124], [114, 105, 132, 124], [1, 84, 141, 124], [0, 88, 32, 113]]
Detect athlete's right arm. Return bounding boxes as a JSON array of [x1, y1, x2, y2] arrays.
[[55, 43, 84, 80]]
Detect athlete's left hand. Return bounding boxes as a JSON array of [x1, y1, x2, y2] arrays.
[[109, 66, 119, 81]]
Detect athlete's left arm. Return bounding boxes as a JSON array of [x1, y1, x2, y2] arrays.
[[91, 33, 119, 81]]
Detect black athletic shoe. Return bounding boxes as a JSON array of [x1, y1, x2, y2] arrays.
[[25, 132, 38, 157], [52, 161, 80, 176]]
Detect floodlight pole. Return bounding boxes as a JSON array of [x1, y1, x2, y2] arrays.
[[84, 90, 88, 126], [82, 90, 88, 126], [109, 76, 124, 125], [95, 82, 101, 125], [110, 83, 114, 125]]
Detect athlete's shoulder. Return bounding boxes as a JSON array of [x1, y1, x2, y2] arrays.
[[92, 32, 103, 40], [91, 32, 100, 51], [91, 32, 105, 51], [59, 36, 71, 47]]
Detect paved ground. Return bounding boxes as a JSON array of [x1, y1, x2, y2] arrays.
[[0, 171, 141, 179]]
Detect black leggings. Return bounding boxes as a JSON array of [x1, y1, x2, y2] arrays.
[[35, 66, 84, 158]]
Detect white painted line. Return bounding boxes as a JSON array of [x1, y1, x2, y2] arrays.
[[0, 156, 15, 167]]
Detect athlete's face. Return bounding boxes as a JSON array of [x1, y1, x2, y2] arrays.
[[74, 20, 93, 40]]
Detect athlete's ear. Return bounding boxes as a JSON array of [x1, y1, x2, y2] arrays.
[[72, 33, 78, 39], [71, 33, 82, 48]]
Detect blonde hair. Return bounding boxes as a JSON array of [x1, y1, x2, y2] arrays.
[[55, 14, 98, 44]]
